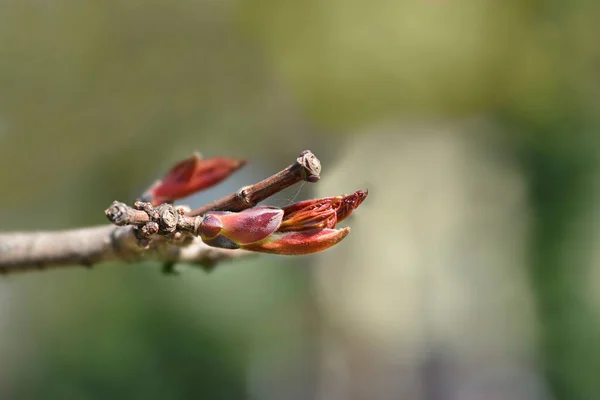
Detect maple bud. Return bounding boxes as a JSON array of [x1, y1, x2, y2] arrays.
[[199, 207, 284, 249], [241, 228, 350, 255], [143, 153, 246, 205], [199, 190, 368, 255]]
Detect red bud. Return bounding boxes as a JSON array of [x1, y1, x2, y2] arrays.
[[198, 190, 367, 255], [279, 190, 368, 232], [200, 207, 283, 245], [144, 153, 246, 205], [241, 227, 351, 255]]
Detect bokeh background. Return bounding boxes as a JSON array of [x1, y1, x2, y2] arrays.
[[1, 1, 599, 399]]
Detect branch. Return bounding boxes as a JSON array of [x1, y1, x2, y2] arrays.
[[0, 150, 321, 275], [0, 225, 244, 274]]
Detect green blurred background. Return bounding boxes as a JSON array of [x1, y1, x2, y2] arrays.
[[1, 0, 599, 399]]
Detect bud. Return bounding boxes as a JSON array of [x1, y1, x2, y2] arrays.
[[143, 153, 246, 205], [199, 207, 283, 248], [278, 190, 369, 231], [242, 228, 351, 255], [199, 190, 368, 255]]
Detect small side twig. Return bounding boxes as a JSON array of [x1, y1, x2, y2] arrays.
[[186, 150, 321, 216]]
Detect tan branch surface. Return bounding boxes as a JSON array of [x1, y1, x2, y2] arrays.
[[0, 225, 244, 274], [0, 150, 321, 275]]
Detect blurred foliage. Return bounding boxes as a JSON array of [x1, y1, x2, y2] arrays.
[[0, 0, 599, 399]]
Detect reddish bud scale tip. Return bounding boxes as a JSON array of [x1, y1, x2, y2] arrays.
[[242, 227, 351, 255], [335, 189, 368, 223], [148, 155, 246, 205], [278, 190, 368, 232]]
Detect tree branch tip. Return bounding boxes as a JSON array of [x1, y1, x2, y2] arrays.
[[105, 201, 129, 225], [296, 150, 321, 182]]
